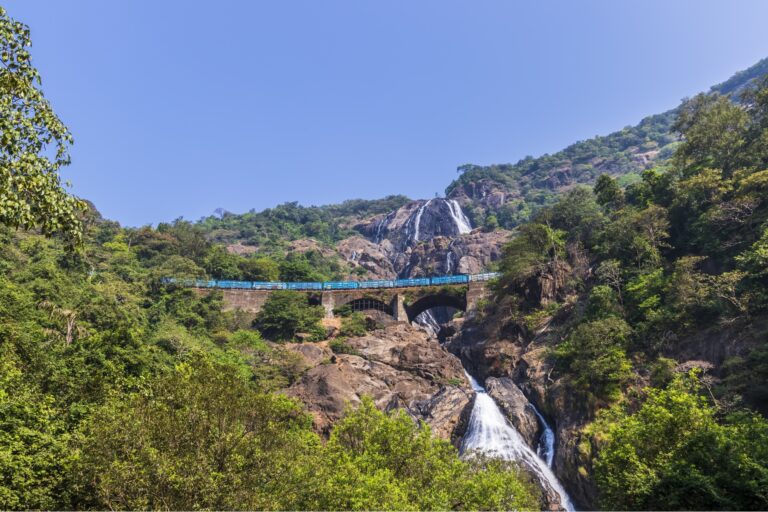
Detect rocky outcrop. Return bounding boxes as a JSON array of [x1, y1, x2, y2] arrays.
[[485, 376, 542, 448], [403, 230, 510, 277], [286, 323, 473, 442], [335, 199, 508, 279], [447, 178, 512, 210], [336, 236, 397, 279], [446, 300, 598, 509], [355, 198, 474, 252]]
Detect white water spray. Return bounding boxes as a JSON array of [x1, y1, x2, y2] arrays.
[[461, 372, 574, 511], [415, 309, 441, 337], [445, 251, 455, 274], [529, 403, 555, 467], [447, 199, 472, 234], [411, 199, 432, 242]]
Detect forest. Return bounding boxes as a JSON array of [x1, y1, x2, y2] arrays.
[[492, 77, 768, 509]]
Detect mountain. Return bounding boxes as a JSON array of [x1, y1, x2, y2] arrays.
[[445, 57, 768, 229]]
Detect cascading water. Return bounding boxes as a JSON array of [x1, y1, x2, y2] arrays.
[[447, 199, 472, 234], [530, 403, 556, 467], [415, 309, 441, 337], [461, 372, 574, 511], [445, 251, 455, 274], [411, 199, 432, 242]]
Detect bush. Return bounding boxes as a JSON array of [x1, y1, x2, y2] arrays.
[[329, 338, 358, 355], [592, 375, 768, 510], [253, 291, 325, 342], [340, 312, 369, 337], [307, 397, 539, 511], [553, 318, 633, 401]]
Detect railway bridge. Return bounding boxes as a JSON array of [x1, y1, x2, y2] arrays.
[[168, 273, 498, 322]]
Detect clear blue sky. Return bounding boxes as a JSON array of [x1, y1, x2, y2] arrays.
[[5, 1, 768, 226]]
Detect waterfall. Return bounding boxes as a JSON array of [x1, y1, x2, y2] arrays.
[[415, 309, 441, 337], [411, 199, 431, 242], [446, 199, 472, 234], [445, 251, 455, 274], [461, 372, 574, 511], [374, 211, 394, 244], [529, 403, 555, 467]]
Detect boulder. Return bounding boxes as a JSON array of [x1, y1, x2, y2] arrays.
[[485, 376, 542, 448], [287, 323, 472, 440]]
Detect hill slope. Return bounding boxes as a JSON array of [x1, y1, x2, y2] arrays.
[[446, 57, 768, 229]]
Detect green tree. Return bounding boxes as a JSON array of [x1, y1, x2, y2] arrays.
[[74, 356, 320, 510], [497, 222, 566, 291], [593, 375, 768, 510], [594, 174, 625, 210], [239, 256, 280, 281], [308, 397, 538, 511], [553, 318, 633, 401], [0, 347, 70, 510], [253, 290, 325, 341], [0, 8, 85, 244]]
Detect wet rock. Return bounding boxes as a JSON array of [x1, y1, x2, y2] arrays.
[[485, 376, 542, 449]]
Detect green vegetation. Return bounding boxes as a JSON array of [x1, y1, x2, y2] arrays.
[[0, 7, 85, 245], [592, 373, 768, 510], [199, 196, 410, 247], [0, 216, 539, 510], [253, 290, 325, 342], [494, 77, 768, 507]]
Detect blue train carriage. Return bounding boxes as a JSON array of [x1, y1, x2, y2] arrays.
[[430, 274, 469, 285], [286, 282, 323, 290], [251, 281, 287, 290], [215, 280, 249, 289], [359, 279, 396, 289], [323, 281, 359, 290], [394, 277, 430, 288]]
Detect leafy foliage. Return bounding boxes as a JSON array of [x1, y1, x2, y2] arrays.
[[253, 290, 325, 342], [592, 375, 768, 511], [309, 397, 539, 511], [489, 76, 768, 508], [0, 7, 85, 245]]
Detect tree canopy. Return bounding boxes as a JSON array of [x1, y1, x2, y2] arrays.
[[0, 7, 85, 245]]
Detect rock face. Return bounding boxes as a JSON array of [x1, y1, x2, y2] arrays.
[[287, 323, 473, 442], [356, 198, 474, 252], [447, 178, 512, 211], [485, 376, 542, 448], [336, 236, 397, 279], [333, 198, 508, 279]]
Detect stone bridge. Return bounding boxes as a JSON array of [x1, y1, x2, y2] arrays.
[[194, 281, 492, 322]]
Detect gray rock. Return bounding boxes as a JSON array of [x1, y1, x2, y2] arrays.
[[287, 323, 472, 440], [485, 376, 542, 449]]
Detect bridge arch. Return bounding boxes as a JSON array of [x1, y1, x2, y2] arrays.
[[340, 297, 393, 316], [406, 293, 466, 323]]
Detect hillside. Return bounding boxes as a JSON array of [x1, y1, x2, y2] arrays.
[[446, 57, 768, 229]]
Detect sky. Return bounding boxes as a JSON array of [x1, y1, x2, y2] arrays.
[[4, 1, 768, 226]]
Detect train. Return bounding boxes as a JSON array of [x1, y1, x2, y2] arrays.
[[161, 272, 499, 291]]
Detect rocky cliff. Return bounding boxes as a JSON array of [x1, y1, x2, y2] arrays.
[[286, 323, 474, 443], [334, 197, 508, 279]]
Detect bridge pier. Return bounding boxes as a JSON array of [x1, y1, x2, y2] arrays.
[[391, 294, 408, 322], [321, 292, 336, 319], [466, 281, 491, 315]]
